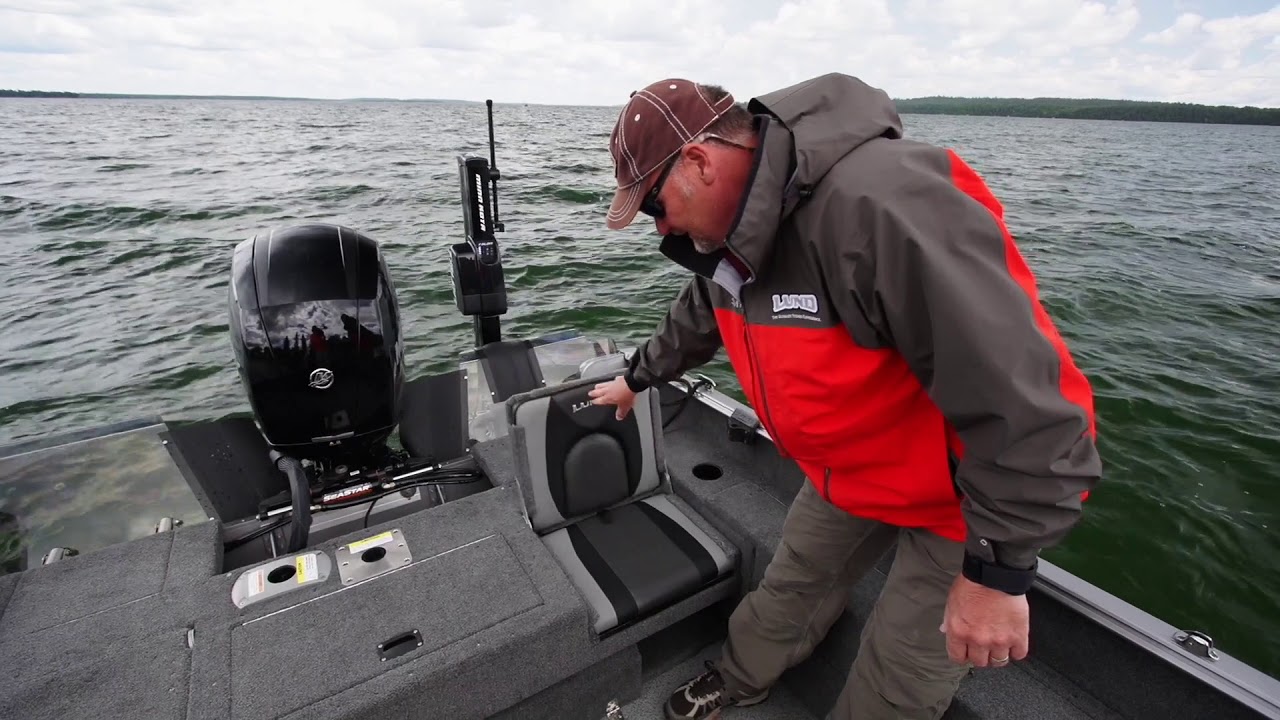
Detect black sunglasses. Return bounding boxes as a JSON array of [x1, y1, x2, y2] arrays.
[[638, 136, 751, 220], [639, 154, 678, 219]]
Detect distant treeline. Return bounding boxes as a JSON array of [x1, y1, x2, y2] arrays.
[[1, 90, 81, 98], [0, 89, 314, 101], [894, 96, 1280, 126], [6, 88, 1278, 125], [0, 89, 468, 102]]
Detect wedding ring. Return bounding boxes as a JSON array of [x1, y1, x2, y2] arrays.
[[992, 656, 1009, 664]]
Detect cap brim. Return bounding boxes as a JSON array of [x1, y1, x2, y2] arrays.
[[605, 182, 645, 230]]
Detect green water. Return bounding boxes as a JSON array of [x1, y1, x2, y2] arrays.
[[0, 98, 1277, 678]]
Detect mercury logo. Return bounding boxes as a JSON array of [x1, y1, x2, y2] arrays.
[[309, 368, 335, 389], [772, 293, 818, 313]]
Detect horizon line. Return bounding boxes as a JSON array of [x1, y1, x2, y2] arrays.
[[2, 89, 1277, 111]]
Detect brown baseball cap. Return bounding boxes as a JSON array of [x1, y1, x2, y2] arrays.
[[605, 78, 737, 230]]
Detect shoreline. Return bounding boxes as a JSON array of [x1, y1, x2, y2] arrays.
[[4, 90, 1278, 126]]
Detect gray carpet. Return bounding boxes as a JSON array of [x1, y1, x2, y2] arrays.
[[499, 646, 641, 720], [0, 520, 218, 720], [228, 535, 542, 719], [618, 642, 817, 719]]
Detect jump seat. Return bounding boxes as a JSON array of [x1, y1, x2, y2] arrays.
[[504, 373, 737, 636]]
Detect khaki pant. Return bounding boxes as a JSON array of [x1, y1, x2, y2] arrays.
[[717, 481, 971, 719]]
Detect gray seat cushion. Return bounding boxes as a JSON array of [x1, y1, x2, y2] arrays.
[[506, 377, 663, 533], [505, 375, 736, 635], [541, 495, 734, 634]]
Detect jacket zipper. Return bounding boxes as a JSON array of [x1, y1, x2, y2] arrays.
[[741, 303, 789, 458], [823, 467, 832, 502]]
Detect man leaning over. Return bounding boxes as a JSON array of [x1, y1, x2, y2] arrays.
[[588, 73, 1102, 720]]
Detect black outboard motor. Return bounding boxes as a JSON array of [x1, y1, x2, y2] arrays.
[[228, 223, 405, 466], [228, 223, 404, 553]]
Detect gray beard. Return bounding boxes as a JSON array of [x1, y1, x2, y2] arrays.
[[692, 236, 724, 254]]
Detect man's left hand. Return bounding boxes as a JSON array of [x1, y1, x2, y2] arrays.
[[940, 574, 1029, 668]]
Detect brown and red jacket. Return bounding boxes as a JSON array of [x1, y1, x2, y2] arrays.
[[623, 72, 1101, 581]]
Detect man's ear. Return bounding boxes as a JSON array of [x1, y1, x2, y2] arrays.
[[684, 145, 716, 185]]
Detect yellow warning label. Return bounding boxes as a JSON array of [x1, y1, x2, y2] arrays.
[[296, 553, 318, 583], [349, 531, 394, 554]]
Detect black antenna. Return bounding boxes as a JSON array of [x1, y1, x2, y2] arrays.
[[486, 99, 504, 233]]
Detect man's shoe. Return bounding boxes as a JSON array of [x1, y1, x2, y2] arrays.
[[663, 660, 769, 719]]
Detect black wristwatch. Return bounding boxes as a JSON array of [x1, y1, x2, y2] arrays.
[[962, 552, 1037, 595]]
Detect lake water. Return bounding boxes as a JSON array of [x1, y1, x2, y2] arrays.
[[0, 98, 1277, 679]]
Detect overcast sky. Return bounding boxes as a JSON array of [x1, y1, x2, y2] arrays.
[[2, 0, 1278, 107]]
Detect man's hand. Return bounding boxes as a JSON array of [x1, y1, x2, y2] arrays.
[[940, 574, 1029, 668], [587, 376, 637, 420]]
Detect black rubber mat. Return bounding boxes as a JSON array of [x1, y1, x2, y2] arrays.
[[477, 339, 544, 402], [399, 369, 469, 464], [160, 416, 284, 524]]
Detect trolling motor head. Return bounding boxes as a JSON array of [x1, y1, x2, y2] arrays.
[[227, 223, 405, 470], [450, 99, 509, 348]]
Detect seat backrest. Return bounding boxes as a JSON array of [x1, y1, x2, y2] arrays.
[[505, 375, 667, 534], [576, 352, 628, 381]]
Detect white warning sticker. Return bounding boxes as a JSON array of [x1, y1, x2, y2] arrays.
[[296, 553, 318, 583], [247, 568, 265, 596]]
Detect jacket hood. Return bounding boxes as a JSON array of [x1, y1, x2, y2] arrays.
[[660, 73, 903, 286], [748, 72, 903, 193]]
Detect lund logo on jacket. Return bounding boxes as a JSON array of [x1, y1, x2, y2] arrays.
[[772, 293, 818, 314]]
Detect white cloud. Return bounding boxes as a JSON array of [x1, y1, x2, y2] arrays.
[[1198, 6, 1280, 69], [1, 0, 1277, 107], [905, 0, 1140, 53], [1143, 12, 1204, 46]]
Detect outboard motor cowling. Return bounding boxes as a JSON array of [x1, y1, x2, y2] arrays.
[[228, 223, 404, 465]]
